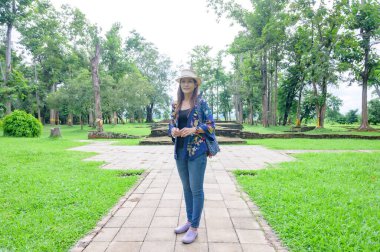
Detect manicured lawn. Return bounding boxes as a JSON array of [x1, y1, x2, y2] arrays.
[[0, 136, 144, 251], [246, 138, 380, 150], [13, 123, 151, 146], [243, 123, 380, 136], [39, 123, 150, 140], [243, 124, 291, 134], [235, 152, 380, 251]]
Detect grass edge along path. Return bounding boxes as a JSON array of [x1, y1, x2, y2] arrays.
[[246, 138, 380, 150], [0, 137, 144, 251], [234, 152, 380, 252]]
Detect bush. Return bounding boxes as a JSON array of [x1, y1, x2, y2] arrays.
[[345, 109, 359, 124], [3, 110, 43, 137], [368, 99, 380, 125], [0, 119, 3, 129]]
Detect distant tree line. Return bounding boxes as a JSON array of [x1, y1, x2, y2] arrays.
[[0, 0, 173, 131], [204, 0, 379, 129], [0, 0, 379, 131]]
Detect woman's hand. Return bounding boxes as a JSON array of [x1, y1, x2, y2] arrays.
[[171, 127, 181, 137], [179, 127, 196, 137]]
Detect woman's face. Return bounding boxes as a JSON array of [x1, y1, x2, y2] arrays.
[[180, 77, 196, 95]]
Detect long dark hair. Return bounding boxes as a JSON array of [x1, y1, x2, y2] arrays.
[[174, 78, 199, 119]]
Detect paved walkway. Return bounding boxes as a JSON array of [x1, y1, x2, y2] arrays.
[[68, 142, 299, 252]]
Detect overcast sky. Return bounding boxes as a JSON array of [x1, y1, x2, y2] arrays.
[[49, 0, 377, 113]]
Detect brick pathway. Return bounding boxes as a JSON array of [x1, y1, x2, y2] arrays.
[[68, 142, 299, 252]]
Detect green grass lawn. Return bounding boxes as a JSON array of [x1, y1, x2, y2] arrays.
[[235, 152, 380, 251], [0, 135, 144, 251], [19, 123, 151, 146], [246, 138, 380, 150], [243, 123, 380, 136]]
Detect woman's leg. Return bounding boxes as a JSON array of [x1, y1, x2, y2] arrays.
[[175, 157, 193, 223], [188, 153, 207, 229]]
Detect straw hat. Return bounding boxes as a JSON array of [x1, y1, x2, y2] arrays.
[[175, 69, 202, 86]]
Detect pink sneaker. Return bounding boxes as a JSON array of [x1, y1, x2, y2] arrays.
[[182, 229, 198, 244], [174, 222, 191, 234]]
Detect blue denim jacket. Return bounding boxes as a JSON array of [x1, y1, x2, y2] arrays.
[[168, 98, 216, 160]]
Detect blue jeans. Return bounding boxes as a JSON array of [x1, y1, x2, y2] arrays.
[[175, 148, 207, 228]]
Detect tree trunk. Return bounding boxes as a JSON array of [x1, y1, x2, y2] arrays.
[[88, 108, 95, 128], [55, 111, 59, 125], [36, 92, 42, 123], [67, 113, 73, 126], [312, 82, 322, 128], [49, 83, 56, 125], [317, 79, 328, 128], [261, 51, 269, 127], [146, 103, 154, 123], [248, 100, 254, 125], [34, 64, 42, 123], [49, 109, 55, 125], [272, 59, 278, 126], [113, 111, 117, 125], [91, 43, 103, 132], [80, 114, 83, 130], [216, 84, 219, 120], [296, 88, 302, 127], [5, 20, 13, 115], [268, 50, 272, 126], [358, 20, 371, 130]]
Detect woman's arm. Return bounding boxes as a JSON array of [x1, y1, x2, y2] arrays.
[[196, 99, 216, 140], [168, 102, 177, 139]]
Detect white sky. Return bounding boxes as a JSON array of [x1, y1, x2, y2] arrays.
[[48, 0, 377, 114]]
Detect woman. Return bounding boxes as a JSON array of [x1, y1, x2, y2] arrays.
[[168, 69, 216, 244]]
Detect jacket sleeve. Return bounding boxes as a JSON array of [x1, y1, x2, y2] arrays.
[[168, 102, 176, 142], [198, 100, 216, 141]]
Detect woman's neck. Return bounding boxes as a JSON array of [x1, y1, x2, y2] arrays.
[[183, 93, 192, 102]]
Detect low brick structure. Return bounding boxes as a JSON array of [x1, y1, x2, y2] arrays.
[[88, 131, 141, 139], [240, 131, 380, 140]]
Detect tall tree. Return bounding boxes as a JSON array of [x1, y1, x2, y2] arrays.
[[337, 0, 380, 130], [125, 30, 173, 123], [103, 23, 129, 124], [0, 0, 33, 114]]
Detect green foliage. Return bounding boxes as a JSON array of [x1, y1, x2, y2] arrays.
[[3, 110, 42, 137], [0, 118, 3, 129], [368, 99, 380, 124], [345, 109, 359, 124], [326, 95, 343, 122], [300, 91, 316, 123]]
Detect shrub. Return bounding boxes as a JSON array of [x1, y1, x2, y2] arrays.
[[0, 119, 3, 129], [345, 109, 359, 124], [3, 110, 43, 137], [368, 99, 380, 125]]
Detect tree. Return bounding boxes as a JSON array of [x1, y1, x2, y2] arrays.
[[208, 0, 289, 127], [337, 0, 380, 130], [102, 23, 129, 124], [125, 30, 173, 123], [0, 0, 33, 114], [18, 0, 70, 125], [326, 95, 343, 122], [189, 45, 215, 113], [91, 41, 103, 132]]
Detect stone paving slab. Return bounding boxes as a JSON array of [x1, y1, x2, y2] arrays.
[[69, 143, 296, 171], [69, 142, 301, 252]]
